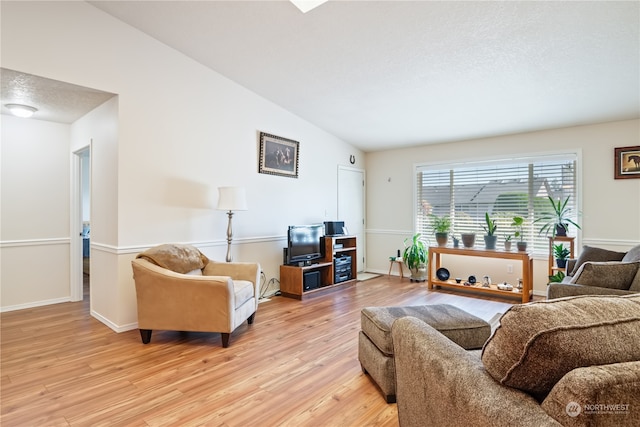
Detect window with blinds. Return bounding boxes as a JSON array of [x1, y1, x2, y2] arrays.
[[415, 154, 578, 255]]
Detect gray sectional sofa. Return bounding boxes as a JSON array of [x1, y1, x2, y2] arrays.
[[392, 294, 640, 427], [547, 243, 640, 299]]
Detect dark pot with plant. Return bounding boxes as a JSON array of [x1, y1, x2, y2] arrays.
[[429, 214, 451, 247], [403, 233, 428, 282], [483, 212, 498, 250], [535, 195, 581, 237], [553, 243, 571, 269], [512, 216, 527, 252]]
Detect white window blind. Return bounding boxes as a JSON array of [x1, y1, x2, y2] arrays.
[[416, 154, 578, 255]]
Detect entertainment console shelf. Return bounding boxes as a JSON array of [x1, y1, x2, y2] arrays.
[[280, 236, 357, 300], [427, 246, 533, 303]]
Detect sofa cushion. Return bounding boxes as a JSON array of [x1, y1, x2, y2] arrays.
[[233, 280, 254, 309], [481, 294, 640, 397], [568, 261, 640, 290], [570, 246, 626, 276], [541, 361, 640, 427], [622, 244, 640, 263]]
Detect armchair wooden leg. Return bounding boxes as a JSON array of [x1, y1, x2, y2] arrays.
[[221, 333, 230, 348], [140, 329, 152, 344], [247, 312, 256, 325]]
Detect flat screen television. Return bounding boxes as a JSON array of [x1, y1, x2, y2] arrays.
[[287, 224, 324, 265]]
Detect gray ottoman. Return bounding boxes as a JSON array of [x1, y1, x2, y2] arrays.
[[358, 304, 491, 403]]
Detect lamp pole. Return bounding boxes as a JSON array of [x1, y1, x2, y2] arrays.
[[225, 210, 234, 262]]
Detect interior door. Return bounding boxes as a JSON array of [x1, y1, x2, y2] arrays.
[[337, 166, 365, 272]]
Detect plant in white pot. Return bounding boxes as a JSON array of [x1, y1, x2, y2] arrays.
[[504, 235, 512, 251], [403, 233, 428, 282]]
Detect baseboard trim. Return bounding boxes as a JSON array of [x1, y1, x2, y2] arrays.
[[1, 296, 71, 312]]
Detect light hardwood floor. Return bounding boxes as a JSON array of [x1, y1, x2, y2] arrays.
[[1, 275, 523, 426]]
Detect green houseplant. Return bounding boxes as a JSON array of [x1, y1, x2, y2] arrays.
[[504, 235, 512, 251], [483, 212, 498, 250], [403, 233, 428, 282], [535, 195, 581, 237], [553, 243, 571, 269], [511, 216, 527, 252], [429, 214, 451, 247]]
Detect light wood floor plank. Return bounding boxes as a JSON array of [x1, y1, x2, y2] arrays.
[[1, 275, 523, 426]]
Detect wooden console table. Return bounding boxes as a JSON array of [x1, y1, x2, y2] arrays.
[[427, 246, 533, 303]]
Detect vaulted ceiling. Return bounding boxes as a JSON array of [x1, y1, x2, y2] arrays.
[[4, 1, 639, 152]]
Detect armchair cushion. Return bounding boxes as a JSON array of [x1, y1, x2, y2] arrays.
[[481, 294, 640, 397], [570, 246, 626, 276], [137, 243, 209, 274], [568, 261, 640, 290]]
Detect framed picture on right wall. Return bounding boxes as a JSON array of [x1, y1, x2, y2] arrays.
[[614, 145, 640, 179]]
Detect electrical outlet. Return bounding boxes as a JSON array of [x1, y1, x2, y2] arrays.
[[507, 264, 513, 274]]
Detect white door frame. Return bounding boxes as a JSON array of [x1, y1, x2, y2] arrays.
[[337, 165, 366, 272], [70, 144, 91, 301]]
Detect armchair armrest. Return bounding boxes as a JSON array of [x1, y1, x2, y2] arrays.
[[203, 261, 261, 294]]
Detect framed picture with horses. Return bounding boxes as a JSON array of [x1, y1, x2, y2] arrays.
[[614, 146, 640, 179], [258, 132, 299, 178]]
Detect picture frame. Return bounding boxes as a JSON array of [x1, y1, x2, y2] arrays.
[[614, 146, 640, 179], [258, 132, 299, 178]]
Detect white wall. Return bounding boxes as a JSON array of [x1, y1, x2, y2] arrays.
[[0, 115, 71, 309], [365, 119, 640, 295], [1, 1, 363, 328]]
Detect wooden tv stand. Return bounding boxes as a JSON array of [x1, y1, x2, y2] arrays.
[[427, 246, 533, 303], [280, 236, 357, 300]]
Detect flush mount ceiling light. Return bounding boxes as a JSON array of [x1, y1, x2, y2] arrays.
[[290, 0, 328, 13], [5, 103, 38, 118]]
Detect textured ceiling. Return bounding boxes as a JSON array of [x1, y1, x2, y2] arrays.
[[1, 68, 115, 124]]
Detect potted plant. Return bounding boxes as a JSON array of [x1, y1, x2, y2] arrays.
[[483, 212, 498, 250], [511, 216, 527, 252], [553, 243, 571, 269], [403, 233, 428, 282], [429, 214, 451, 247], [548, 270, 565, 283], [504, 235, 512, 252], [535, 195, 581, 237]]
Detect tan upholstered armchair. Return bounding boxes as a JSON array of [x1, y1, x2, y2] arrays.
[[131, 244, 261, 347]]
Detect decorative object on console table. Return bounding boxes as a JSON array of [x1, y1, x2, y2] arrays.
[[503, 235, 512, 251], [258, 132, 299, 178], [461, 232, 476, 248], [614, 145, 640, 179], [483, 212, 498, 250], [217, 186, 248, 262]]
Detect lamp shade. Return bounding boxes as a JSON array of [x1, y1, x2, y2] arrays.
[[217, 186, 248, 211]]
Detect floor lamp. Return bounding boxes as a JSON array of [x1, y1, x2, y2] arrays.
[[217, 186, 248, 262]]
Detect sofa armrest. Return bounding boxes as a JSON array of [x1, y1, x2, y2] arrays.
[[391, 317, 561, 427]]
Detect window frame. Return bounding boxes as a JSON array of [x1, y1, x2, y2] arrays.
[[413, 150, 582, 258]]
